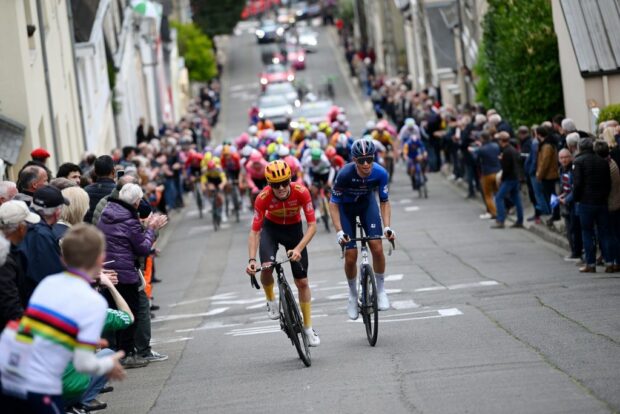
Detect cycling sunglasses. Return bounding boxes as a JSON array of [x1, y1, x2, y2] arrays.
[[270, 179, 291, 189], [355, 156, 374, 165]]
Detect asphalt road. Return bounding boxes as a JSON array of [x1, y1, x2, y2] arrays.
[[105, 23, 620, 414]]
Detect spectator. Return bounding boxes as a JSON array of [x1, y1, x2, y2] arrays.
[[558, 149, 582, 262], [0, 224, 126, 413], [593, 140, 620, 272], [97, 183, 167, 368], [462, 114, 485, 199], [601, 126, 620, 168], [566, 132, 580, 155], [18, 185, 69, 302], [30, 147, 51, 165], [136, 117, 147, 145], [52, 186, 90, 240], [492, 132, 524, 229], [84, 155, 116, 223], [472, 131, 501, 219], [56, 163, 82, 186], [535, 126, 560, 226], [50, 177, 78, 190], [573, 137, 612, 273], [0, 200, 40, 329], [16, 165, 48, 205], [120, 146, 137, 168], [91, 173, 139, 226], [0, 181, 17, 205]]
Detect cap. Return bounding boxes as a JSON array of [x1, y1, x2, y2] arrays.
[[32, 185, 70, 209], [31, 148, 51, 159], [0, 200, 41, 225]]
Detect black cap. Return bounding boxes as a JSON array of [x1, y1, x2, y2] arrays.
[[32, 185, 70, 208]]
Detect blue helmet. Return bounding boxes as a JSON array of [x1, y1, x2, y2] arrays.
[[351, 138, 376, 158]]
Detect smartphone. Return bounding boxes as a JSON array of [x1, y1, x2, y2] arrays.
[[116, 170, 125, 179]]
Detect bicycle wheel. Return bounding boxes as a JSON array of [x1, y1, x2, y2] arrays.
[[280, 282, 311, 366], [232, 187, 241, 223], [195, 185, 203, 219], [360, 264, 379, 346], [212, 193, 221, 231], [320, 197, 330, 232]]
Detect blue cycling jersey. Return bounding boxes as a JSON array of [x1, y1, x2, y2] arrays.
[[330, 162, 389, 204], [403, 137, 427, 160]]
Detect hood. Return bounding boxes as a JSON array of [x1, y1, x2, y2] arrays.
[[100, 198, 137, 225]]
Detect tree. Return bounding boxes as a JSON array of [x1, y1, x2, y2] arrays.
[[172, 21, 218, 82], [474, 0, 564, 127], [191, 0, 246, 38]]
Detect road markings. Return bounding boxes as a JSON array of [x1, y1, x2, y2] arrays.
[[176, 321, 242, 333], [150, 336, 194, 345], [168, 292, 238, 308], [348, 308, 463, 324], [413, 280, 499, 293], [151, 307, 230, 323], [226, 325, 281, 337], [212, 298, 265, 305], [398, 199, 412, 204], [385, 274, 404, 281], [391, 300, 420, 310], [404, 206, 420, 212], [187, 224, 231, 235]]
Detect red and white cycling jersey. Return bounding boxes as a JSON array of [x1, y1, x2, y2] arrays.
[[251, 183, 316, 231]]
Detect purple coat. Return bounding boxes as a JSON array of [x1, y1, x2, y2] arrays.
[[97, 198, 155, 284]]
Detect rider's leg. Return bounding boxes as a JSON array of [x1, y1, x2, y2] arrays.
[[294, 277, 311, 327], [260, 268, 275, 301]]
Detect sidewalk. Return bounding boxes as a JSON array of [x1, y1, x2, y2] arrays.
[[439, 166, 570, 251]]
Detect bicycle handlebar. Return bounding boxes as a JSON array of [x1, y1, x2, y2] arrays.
[[248, 256, 305, 290], [339, 234, 395, 258]]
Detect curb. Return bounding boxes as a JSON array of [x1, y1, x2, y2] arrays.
[[439, 168, 570, 251]]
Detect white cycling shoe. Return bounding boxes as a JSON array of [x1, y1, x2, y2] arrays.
[[377, 290, 390, 311], [347, 296, 359, 320], [304, 328, 320, 347], [266, 300, 280, 320]]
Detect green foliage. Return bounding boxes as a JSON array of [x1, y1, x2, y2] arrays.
[[473, 41, 491, 109], [172, 21, 218, 82], [598, 103, 620, 123], [336, 0, 355, 27], [474, 0, 564, 126], [191, 0, 246, 38]]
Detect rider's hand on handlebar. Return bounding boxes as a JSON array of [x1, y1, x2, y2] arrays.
[[337, 230, 350, 246], [383, 226, 396, 241], [246, 259, 257, 276], [287, 249, 302, 262]]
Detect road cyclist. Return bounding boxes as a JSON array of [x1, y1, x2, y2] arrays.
[[329, 138, 396, 320], [245, 160, 320, 346]]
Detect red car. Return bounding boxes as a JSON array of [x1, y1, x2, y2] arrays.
[[271, 46, 306, 70], [259, 64, 295, 90]]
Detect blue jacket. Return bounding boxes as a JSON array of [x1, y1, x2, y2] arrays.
[[475, 142, 501, 175], [524, 139, 539, 176], [18, 219, 64, 302]]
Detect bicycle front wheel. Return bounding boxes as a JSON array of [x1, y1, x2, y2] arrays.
[[195, 186, 203, 219], [281, 283, 311, 367], [361, 264, 379, 346]]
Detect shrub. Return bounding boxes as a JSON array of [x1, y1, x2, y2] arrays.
[[171, 21, 218, 82], [598, 103, 620, 123]]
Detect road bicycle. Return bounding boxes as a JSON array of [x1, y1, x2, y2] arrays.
[[226, 178, 242, 223], [191, 174, 204, 219], [408, 158, 428, 199], [211, 186, 224, 231], [341, 221, 394, 346], [312, 182, 331, 232], [250, 257, 311, 367]]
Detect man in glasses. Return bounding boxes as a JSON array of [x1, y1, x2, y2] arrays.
[[245, 160, 320, 346], [329, 138, 396, 320]]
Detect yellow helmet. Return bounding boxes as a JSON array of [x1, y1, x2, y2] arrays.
[[264, 160, 292, 183]]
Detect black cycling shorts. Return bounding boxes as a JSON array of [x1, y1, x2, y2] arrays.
[[259, 219, 308, 279], [311, 172, 330, 187]]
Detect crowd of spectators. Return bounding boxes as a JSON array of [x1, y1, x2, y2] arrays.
[[0, 82, 220, 413], [339, 36, 620, 274]]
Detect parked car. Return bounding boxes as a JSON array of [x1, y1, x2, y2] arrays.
[[263, 82, 300, 107], [270, 44, 306, 70], [259, 64, 295, 90], [257, 95, 293, 130], [292, 99, 333, 125], [256, 20, 285, 44]]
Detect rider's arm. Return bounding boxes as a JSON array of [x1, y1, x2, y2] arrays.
[[296, 188, 317, 251], [329, 201, 342, 232], [380, 201, 391, 228], [248, 193, 266, 261], [248, 230, 260, 263]]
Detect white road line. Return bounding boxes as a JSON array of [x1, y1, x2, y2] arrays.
[[347, 308, 463, 323], [404, 206, 420, 212], [150, 336, 194, 345], [212, 298, 265, 305], [447, 281, 499, 290], [246, 302, 266, 310], [391, 300, 420, 310], [176, 322, 242, 333], [385, 274, 404, 282], [151, 307, 230, 323], [168, 292, 238, 308], [398, 199, 412, 204], [414, 286, 446, 292]]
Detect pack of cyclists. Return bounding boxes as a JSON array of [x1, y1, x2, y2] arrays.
[[180, 111, 430, 346]]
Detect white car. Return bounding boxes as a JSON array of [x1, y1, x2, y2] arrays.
[[286, 26, 318, 52], [263, 83, 300, 108], [258, 95, 293, 130]]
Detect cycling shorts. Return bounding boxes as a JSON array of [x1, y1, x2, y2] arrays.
[[259, 219, 308, 279], [190, 166, 202, 177], [311, 172, 330, 188], [253, 178, 268, 191], [226, 169, 240, 182], [338, 196, 382, 250], [207, 177, 222, 186]]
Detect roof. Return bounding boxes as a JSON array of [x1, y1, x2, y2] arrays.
[[0, 114, 26, 165], [560, 0, 620, 77]]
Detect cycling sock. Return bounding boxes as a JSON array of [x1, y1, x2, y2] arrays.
[[375, 273, 385, 292], [347, 277, 358, 298], [263, 283, 276, 301], [300, 301, 312, 328]]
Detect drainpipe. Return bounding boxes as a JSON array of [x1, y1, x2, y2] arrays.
[[602, 75, 610, 106], [456, 0, 471, 105], [36, 0, 61, 166], [65, 0, 89, 152]]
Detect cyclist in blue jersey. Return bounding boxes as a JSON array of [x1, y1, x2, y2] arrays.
[[329, 138, 396, 320]]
